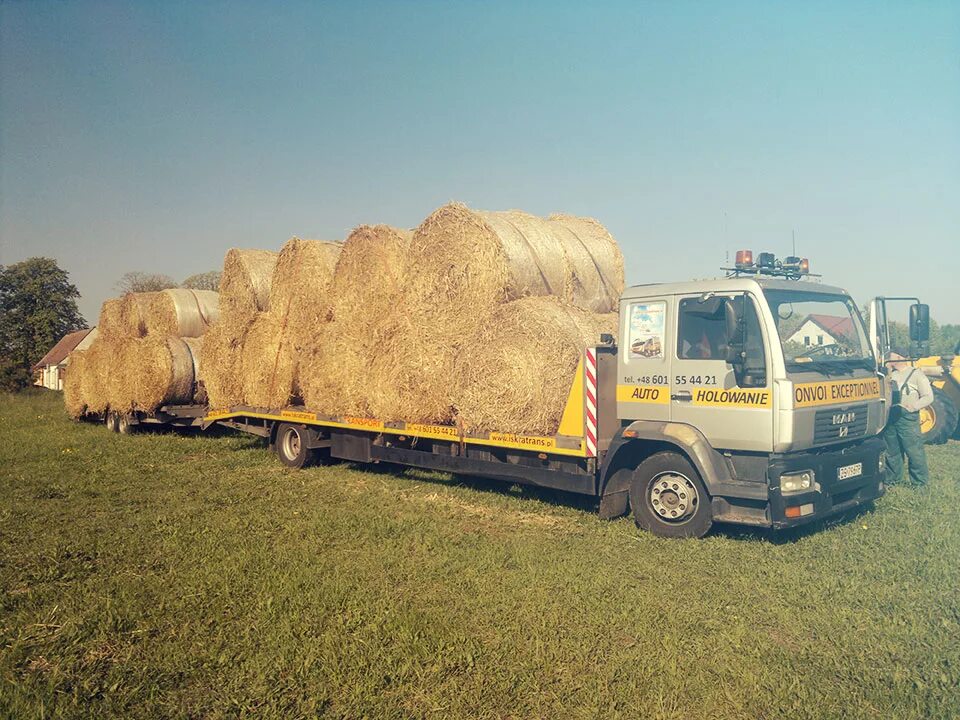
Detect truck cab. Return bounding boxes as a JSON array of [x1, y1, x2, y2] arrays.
[[601, 253, 888, 537]]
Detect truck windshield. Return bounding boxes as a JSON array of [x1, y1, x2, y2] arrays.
[[763, 290, 873, 372]]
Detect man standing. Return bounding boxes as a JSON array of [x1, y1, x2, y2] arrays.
[[884, 352, 933, 487]]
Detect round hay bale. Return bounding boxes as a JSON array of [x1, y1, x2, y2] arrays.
[[118, 292, 154, 338], [298, 324, 346, 416], [100, 335, 137, 413], [134, 336, 198, 411], [271, 238, 341, 321], [330, 225, 412, 322], [240, 313, 297, 409], [97, 298, 126, 338], [219, 248, 278, 327], [297, 225, 412, 418], [143, 289, 219, 337], [63, 349, 87, 418], [547, 214, 625, 313], [79, 339, 110, 415], [406, 203, 624, 318], [198, 321, 248, 409], [454, 296, 618, 436]]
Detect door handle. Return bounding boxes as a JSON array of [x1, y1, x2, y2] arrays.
[[671, 391, 692, 402]]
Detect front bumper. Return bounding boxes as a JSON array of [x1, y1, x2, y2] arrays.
[[766, 435, 886, 529], [709, 436, 886, 529]]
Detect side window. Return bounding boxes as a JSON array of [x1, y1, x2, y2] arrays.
[[627, 301, 666, 359], [677, 298, 727, 360], [677, 296, 764, 363]]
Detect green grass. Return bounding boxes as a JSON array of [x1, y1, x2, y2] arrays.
[[1, 390, 958, 719]]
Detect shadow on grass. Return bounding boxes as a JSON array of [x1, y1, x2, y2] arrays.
[[346, 460, 601, 516]]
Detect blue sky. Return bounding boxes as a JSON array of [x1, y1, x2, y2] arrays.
[[2, 1, 958, 324]]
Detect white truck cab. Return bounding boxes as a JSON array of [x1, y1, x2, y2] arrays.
[[599, 253, 888, 536]]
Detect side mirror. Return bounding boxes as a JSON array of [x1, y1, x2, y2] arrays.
[[909, 303, 930, 343], [723, 297, 747, 385]]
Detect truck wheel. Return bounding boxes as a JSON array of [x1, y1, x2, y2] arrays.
[[276, 423, 315, 469], [920, 387, 958, 445], [105, 413, 119, 433], [117, 414, 136, 435], [629, 452, 712, 539]]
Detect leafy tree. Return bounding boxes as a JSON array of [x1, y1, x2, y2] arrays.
[[116, 271, 177, 294], [181, 271, 221, 291], [0, 258, 86, 391]]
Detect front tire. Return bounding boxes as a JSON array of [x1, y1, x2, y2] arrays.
[[275, 423, 315, 469], [920, 387, 958, 445], [629, 452, 712, 539]]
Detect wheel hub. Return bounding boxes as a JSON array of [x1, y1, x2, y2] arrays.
[[649, 472, 698, 522]]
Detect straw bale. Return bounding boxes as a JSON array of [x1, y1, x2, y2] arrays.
[[219, 249, 278, 327], [454, 296, 618, 435], [198, 321, 248, 409], [297, 225, 412, 417], [100, 335, 136, 413], [133, 336, 199, 411], [144, 289, 219, 337], [118, 293, 153, 337], [271, 238, 341, 329], [79, 340, 110, 415], [406, 203, 624, 318], [547, 214, 625, 313], [97, 298, 126, 338], [63, 350, 87, 418], [240, 313, 297, 409]]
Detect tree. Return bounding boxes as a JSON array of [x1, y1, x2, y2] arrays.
[[115, 271, 177, 294], [0, 258, 86, 391], [181, 271, 221, 291]]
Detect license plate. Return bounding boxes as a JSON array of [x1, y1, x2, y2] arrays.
[[838, 462, 863, 480]]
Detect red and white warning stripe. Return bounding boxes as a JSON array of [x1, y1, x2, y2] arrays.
[[585, 348, 598, 457]]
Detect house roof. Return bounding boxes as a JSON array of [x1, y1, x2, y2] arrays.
[[32, 329, 93, 371], [801, 314, 856, 341]]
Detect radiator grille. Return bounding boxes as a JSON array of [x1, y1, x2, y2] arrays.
[[814, 404, 868, 444]]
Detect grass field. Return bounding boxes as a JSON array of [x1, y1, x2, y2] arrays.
[[1, 390, 958, 719]]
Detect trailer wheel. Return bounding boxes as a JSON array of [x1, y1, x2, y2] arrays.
[[920, 387, 958, 445], [629, 451, 712, 539], [105, 413, 119, 433], [117, 414, 136, 435], [276, 423, 315, 469]]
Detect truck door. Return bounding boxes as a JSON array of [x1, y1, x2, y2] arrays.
[[670, 293, 774, 452], [617, 296, 672, 421]]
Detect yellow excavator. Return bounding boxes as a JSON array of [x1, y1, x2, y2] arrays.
[[869, 297, 960, 444]]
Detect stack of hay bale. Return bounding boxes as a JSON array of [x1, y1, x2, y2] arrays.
[[346, 204, 623, 434], [63, 289, 218, 418], [67, 203, 624, 437]]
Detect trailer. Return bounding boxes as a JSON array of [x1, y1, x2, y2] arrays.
[[99, 252, 892, 539]]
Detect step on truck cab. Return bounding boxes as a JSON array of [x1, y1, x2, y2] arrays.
[[603, 251, 888, 536]]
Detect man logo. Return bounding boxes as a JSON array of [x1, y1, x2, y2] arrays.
[[832, 412, 856, 425], [839, 426, 849, 438]]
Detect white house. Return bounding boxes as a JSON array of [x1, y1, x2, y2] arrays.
[[786, 314, 855, 348], [32, 328, 97, 390]]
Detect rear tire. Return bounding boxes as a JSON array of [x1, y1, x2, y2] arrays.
[[920, 387, 958, 445], [105, 413, 119, 433], [629, 452, 713, 539], [275, 423, 315, 469], [117, 414, 136, 435]]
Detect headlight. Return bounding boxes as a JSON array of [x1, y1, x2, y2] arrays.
[[878, 451, 886, 474], [780, 470, 814, 494]]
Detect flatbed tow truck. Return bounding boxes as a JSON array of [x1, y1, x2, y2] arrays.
[[104, 251, 892, 538]]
